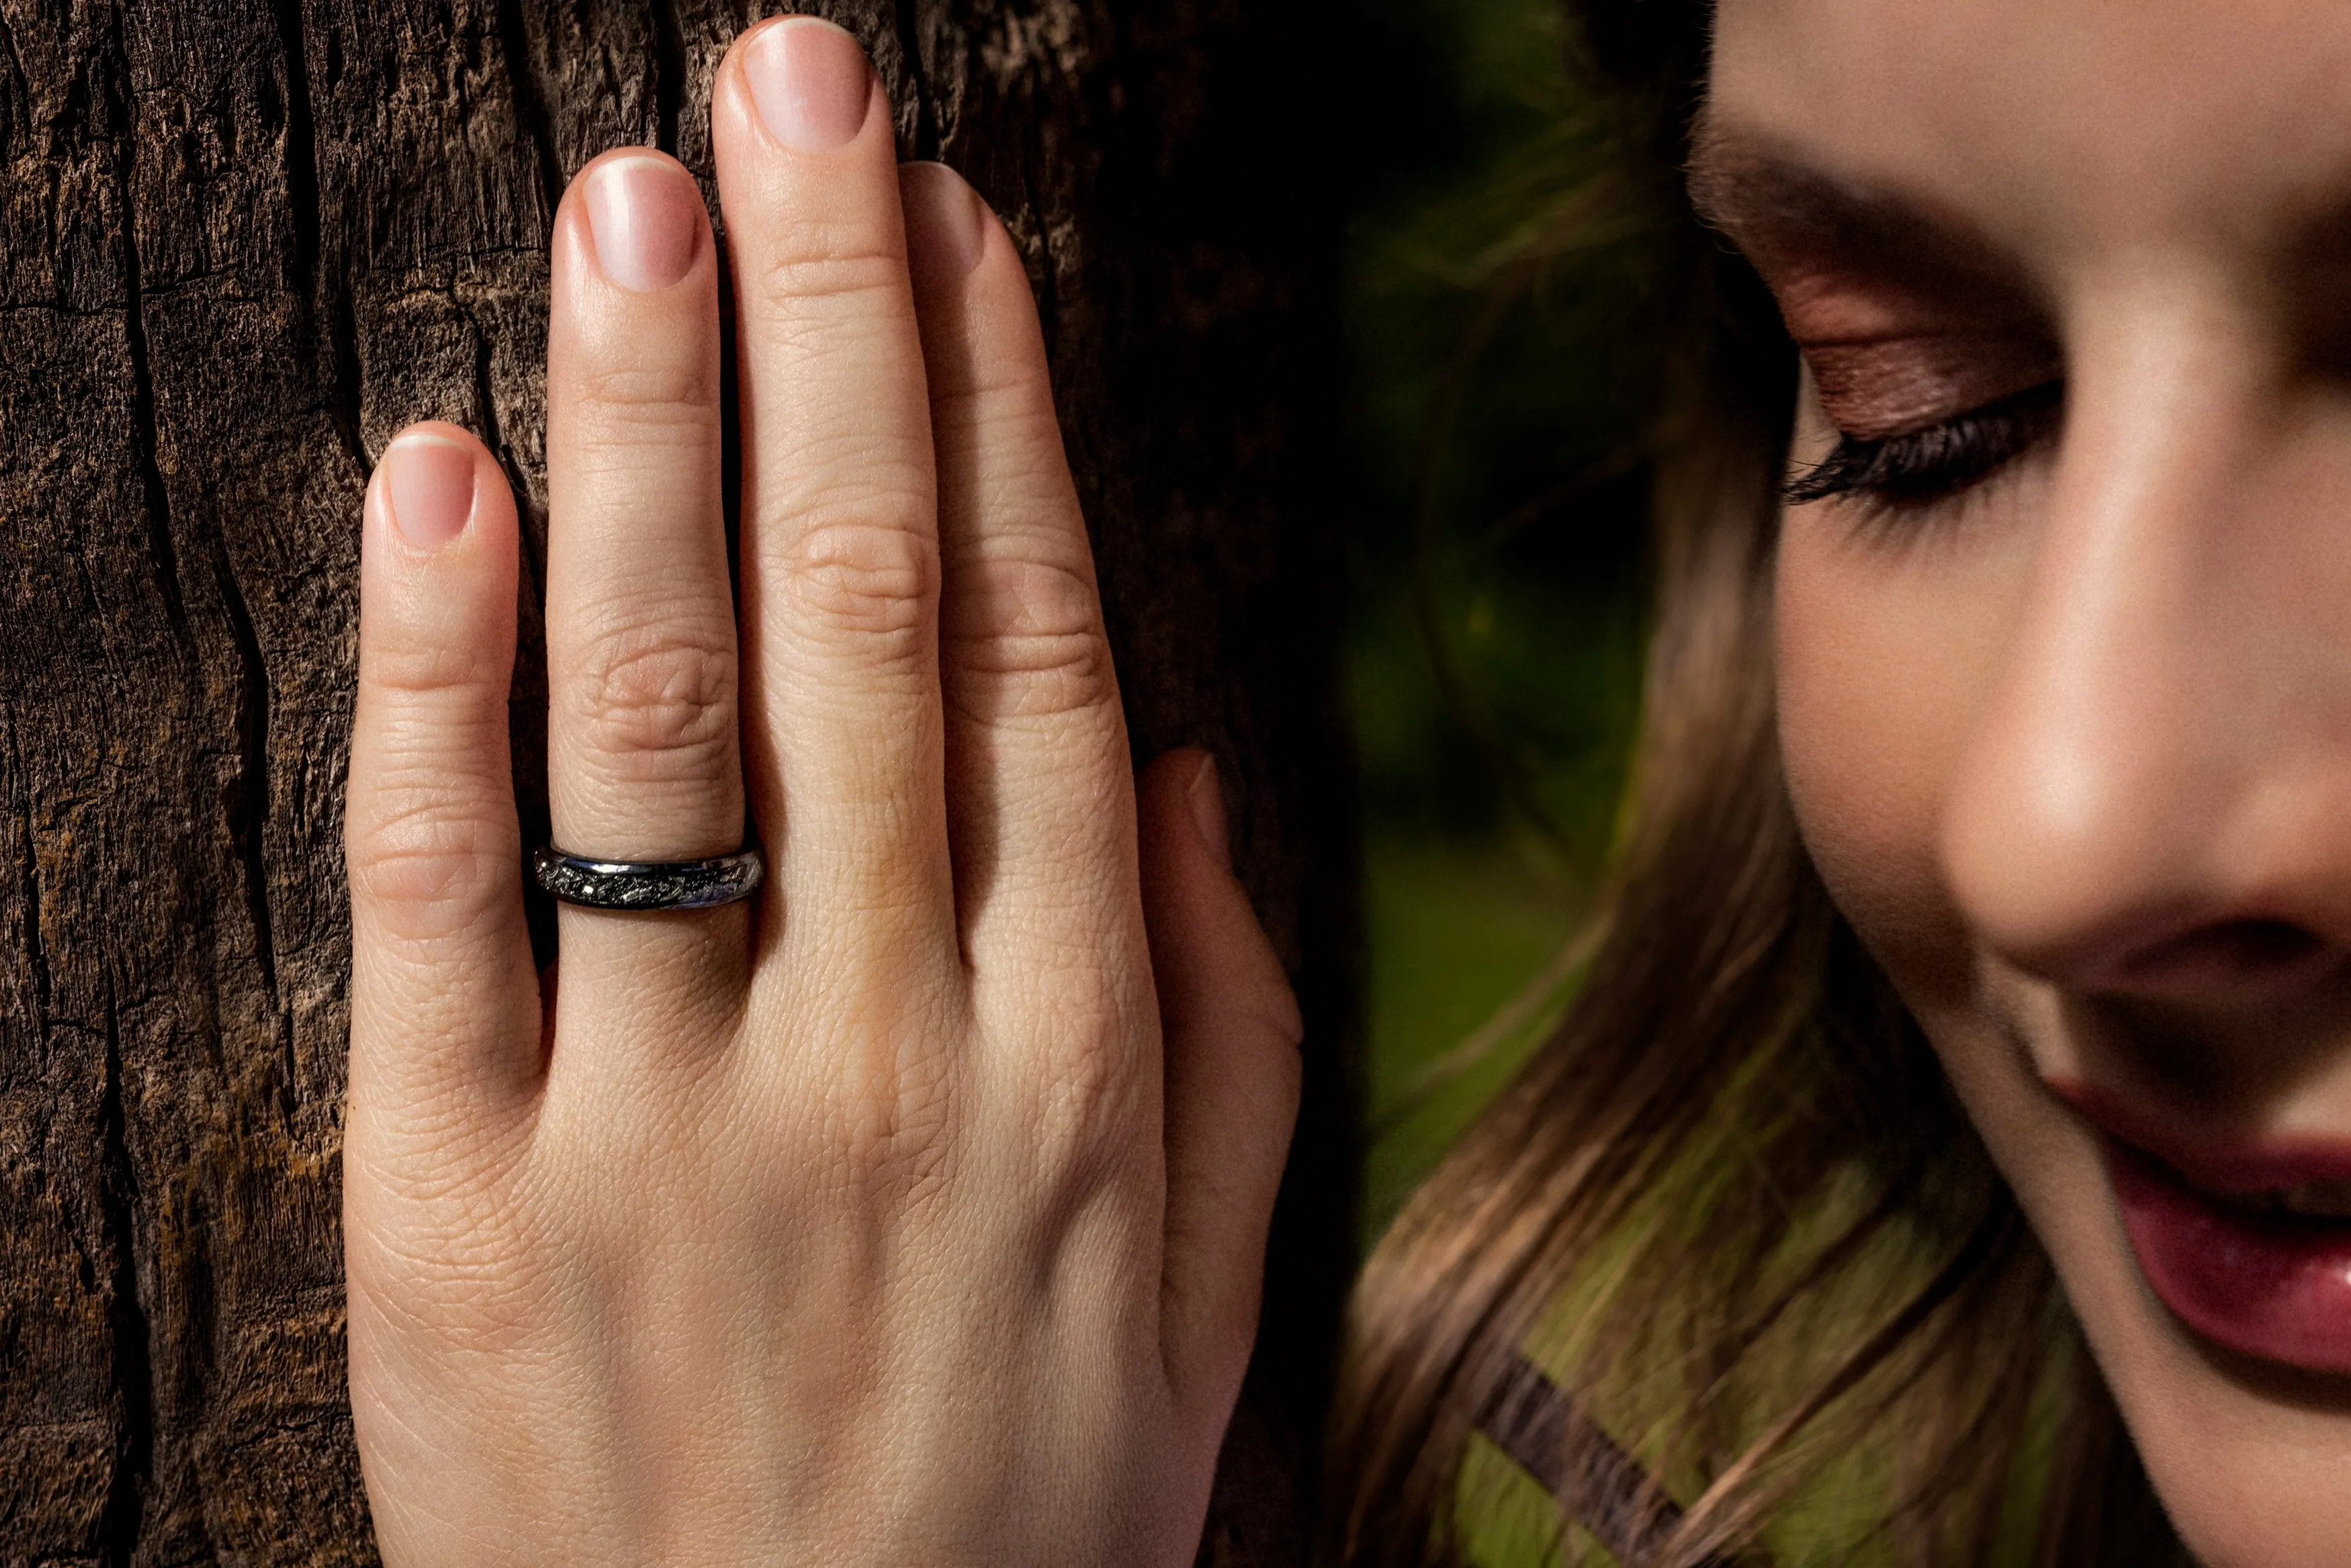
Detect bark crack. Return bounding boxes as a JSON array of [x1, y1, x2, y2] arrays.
[[0, 13, 29, 146], [471, 316, 509, 486], [495, 0, 564, 225], [273, 0, 319, 334], [654, 0, 685, 156], [5, 708, 49, 1029], [119, 157, 189, 652], [95, 981, 152, 1568], [212, 537, 280, 1011], [271, 0, 369, 475], [101, 31, 174, 1553], [469, 311, 542, 597], [893, 0, 939, 159], [330, 282, 368, 472]]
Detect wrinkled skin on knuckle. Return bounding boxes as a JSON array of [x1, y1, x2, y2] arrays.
[[361, 1223, 549, 1348], [779, 512, 939, 651], [562, 617, 740, 781], [359, 1109, 534, 1215], [785, 837, 948, 919], [748, 974, 972, 1195], [987, 965, 1154, 1189], [1026, 1053, 1145, 1204], [852, 1015, 967, 1183], [348, 780, 519, 938], [933, 369, 1051, 428], [945, 553, 1112, 721], [935, 396, 1075, 509]]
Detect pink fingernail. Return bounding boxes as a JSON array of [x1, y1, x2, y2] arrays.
[[384, 434, 478, 548], [1188, 754, 1231, 870], [583, 156, 701, 291], [899, 162, 988, 287], [743, 17, 873, 152]]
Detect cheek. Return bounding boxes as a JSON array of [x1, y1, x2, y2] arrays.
[[1774, 512, 2027, 997]]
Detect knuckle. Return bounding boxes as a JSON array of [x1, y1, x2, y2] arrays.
[[1010, 964, 1145, 1160], [795, 989, 969, 1186], [562, 620, 740, 774], [781, 514, 938, 646], [1027, 1052, 1139, 1200], [944, 553, 1110, 719], [1040, 1031, 1130, 1144], [347, 785, 517, 937]]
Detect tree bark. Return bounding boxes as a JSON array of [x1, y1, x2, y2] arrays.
[[0, 1, 1360, 1562]]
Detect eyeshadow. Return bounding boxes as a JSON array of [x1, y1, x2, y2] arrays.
[[1803, 334, 2063, 441]]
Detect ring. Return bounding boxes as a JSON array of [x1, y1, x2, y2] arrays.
[[531, 845, 764, 911]]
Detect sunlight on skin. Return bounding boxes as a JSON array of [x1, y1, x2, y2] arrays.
[[340, 17, 1300, 1565], [1712, 1, 2351, 1561]]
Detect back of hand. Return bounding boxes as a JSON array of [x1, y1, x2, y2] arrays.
[[340, 19, 1302, 1565]]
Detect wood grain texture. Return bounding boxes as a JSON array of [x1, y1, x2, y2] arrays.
[[0, 0, 1357, 1563]]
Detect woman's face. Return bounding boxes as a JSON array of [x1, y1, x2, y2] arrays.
[[1710, 0, 2351, 1559]]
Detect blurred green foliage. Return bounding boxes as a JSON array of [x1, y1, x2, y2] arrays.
[[1343, 0, 1658, 1236]]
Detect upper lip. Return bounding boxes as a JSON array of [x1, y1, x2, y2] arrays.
[[2047, 1075, 2351, 1197]]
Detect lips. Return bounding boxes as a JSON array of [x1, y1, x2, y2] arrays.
[[2045, 1077, 2351, 1369], [2106, 1141, 2351, 1372]]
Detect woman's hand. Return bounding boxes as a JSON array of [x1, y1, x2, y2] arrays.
[[338, 17, 1302, 1564]]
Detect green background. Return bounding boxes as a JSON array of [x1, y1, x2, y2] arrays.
[[1343, 0, 1655, 1240]]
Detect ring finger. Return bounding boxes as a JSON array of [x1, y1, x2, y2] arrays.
[[544, 148, 750, 1008]]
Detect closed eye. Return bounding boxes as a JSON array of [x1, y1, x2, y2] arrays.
[[1783, 381, 2065, 511]]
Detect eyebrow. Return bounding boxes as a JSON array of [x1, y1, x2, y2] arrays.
[[1685, 122, 2036, 309]]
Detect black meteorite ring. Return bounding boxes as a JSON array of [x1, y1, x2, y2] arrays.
[[530, 845, 764, 912]]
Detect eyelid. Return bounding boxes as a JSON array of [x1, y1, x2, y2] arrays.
[[1784, 380, 2064, 512], [1800, 332, 2063, 441]]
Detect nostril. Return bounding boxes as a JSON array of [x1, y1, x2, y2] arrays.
[[2112, 919, 2327, 994]]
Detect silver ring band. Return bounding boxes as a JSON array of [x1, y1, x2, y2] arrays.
[[531, 845, 764, 911]]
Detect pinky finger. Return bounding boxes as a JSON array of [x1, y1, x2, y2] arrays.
[[346, 423, 541, 1134], [1143, 748, 1304, 1432]]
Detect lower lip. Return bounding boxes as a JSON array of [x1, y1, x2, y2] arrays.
[[2110, 1144, 2351, 1372]]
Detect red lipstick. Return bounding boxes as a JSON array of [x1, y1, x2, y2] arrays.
[[2107, 1143, 2351, 1373], [2057, 1081, 2351, 1372]]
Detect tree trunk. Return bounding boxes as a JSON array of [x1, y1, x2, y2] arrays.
[[0, 1, 1360, 1561]]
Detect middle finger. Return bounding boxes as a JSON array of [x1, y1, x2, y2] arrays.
[[714, 17, 955, 956]]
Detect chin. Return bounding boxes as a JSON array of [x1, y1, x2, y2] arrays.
[[2134, 1393, 2351, 1568], [2106, 1268, 2351, 1568], [1924, 1011, 2351, 1567]]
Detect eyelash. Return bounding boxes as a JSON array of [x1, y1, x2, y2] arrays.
[[1781, 380, 2066, 510]]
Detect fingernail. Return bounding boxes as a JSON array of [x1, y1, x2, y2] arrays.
[[900, 162, 988, 288], [583, 156, 701, 291], [383, 434, 478, 548], [1188, 754, 1231, 870], [743, 17, 873, 152]]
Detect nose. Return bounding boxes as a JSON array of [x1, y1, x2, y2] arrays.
[[1940, 299, 2351, 1004]]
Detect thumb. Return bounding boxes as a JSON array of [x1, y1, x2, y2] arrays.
[[1139, 747, 1304, 1435]]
